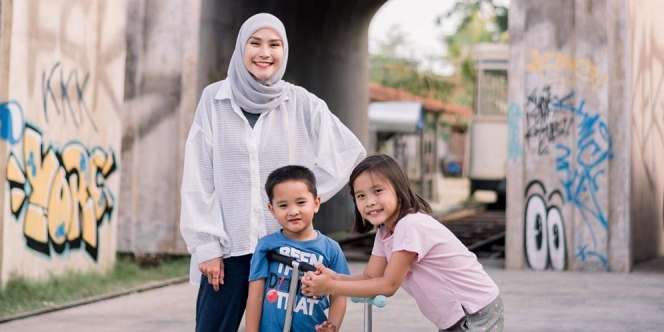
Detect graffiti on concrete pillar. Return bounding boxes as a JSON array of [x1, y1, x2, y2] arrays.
[[524, 180, 567, 271], [553, 91, 612, 270], [526, 49, 607, 89], [507, 103, 523, 161], [6, 124, 117, 260], [41, 62, 98, 131], [0, 100, 26, 144], [524, 86, 575, 155]]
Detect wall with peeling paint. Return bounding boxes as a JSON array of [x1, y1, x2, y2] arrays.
[[0, 0, 125, 285]]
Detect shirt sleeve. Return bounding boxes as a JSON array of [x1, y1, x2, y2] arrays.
[[328, 240, 351, 275], [249, 239, 270, 281], [370, 230, 386, 257], [308, 96, 366, 202], [392, 216, 432, 262], [179, 85, 231, 268]]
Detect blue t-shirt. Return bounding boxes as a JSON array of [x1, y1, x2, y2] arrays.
[[249, 231, 350, 332]]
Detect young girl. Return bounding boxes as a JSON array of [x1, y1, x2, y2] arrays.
[[301, 154, 503, 331]]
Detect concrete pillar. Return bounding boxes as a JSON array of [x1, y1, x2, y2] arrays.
[[507, 0, 631, 272], [120, 0, 194, 254], [628, 0, 664, 263], [0, 0, 126, 285]]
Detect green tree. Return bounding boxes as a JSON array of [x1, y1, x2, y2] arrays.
[[370, 24, 454, 101], [438, 0, 509, 106], [370, 54, 454, 101], [377, 24, 410, 58]]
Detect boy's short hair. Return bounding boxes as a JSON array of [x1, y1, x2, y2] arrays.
[[265, 165, 318, 202]]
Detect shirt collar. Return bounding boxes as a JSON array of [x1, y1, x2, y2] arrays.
[[214, 80, 232, 100], [213, 79, 290, 102]]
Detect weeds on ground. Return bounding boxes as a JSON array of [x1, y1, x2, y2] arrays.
[[0, 254, 188, 319]]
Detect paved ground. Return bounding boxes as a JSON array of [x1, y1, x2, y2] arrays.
[[3, 179, 661, 331], [3, 259, 663, 332]]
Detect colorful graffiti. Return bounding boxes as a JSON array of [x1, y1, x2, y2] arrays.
[[524, 86, 575, 155], [0, 100, 26, 144], [524, 180, 567, 271], [527, 49, 607, 89], [553, 91, 612, 269], [507, 103, 523, 161], [6, 124, 117, 260]]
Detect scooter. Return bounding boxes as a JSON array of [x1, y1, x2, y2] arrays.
[[267, 251, 387, 332], [351, 295, 387, 332]]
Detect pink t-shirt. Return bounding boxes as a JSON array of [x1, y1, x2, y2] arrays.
[[372, 212, 500, 329]]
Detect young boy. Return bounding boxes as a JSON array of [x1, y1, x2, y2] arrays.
[[245, 165, 348, 332]]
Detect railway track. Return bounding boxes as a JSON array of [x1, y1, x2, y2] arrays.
[[339, 206, 505, 261]]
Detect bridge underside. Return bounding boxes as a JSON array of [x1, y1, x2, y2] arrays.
[[199, 0, 385, 141], [197, 1, 386, 233], [120, 0, 386, 253]]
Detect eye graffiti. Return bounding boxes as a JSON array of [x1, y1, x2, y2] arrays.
[[524, 180, 567, 271]]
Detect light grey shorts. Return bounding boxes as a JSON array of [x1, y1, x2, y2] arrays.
[[440, 295, 504, 332]]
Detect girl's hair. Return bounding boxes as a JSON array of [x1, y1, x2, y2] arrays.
[[349, 154, 432, 233]]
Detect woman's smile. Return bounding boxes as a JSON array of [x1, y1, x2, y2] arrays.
[[243, 28, 284, 81]]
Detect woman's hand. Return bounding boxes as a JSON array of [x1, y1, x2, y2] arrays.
[[301, 269, 333, 297], [199, 257, 224, 291], [315, 321, 337, 332]]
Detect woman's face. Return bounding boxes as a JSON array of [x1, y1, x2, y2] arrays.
[[243, 28, 284, 82]]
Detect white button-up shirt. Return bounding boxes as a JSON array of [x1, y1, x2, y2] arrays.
[[180, 79, 366, 283]]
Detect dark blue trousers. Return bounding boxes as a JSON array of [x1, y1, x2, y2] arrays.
[[196, 254, 252, 332]]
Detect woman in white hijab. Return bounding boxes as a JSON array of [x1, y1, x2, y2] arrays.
[[180, 13, 365, 332]]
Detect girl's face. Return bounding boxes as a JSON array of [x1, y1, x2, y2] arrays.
[[352, 171, 399, 230], [243, 28, 284, 82]]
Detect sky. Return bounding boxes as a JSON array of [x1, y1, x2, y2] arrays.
[[369, 0, 510, 76], [369, 0, 458, 75]]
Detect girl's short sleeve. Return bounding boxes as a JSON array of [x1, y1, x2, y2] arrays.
[[391, 216, 432, 262], [370, 231, 386, 257]]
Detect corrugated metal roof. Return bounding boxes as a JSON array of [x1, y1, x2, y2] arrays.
[[369, 83, 472, 117], [368, 101, 423, 133]]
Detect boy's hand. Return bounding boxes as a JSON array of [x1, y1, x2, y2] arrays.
[[199, 257, 224, 291], [315, 321, 337, 332]]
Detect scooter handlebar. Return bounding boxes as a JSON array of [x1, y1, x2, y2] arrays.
[[351, 295, 387, 308], [266, 251, 317, 272]]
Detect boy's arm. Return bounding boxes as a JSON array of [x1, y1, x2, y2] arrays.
[[327, 294, 347, 331], [245, 279, 265, 332]]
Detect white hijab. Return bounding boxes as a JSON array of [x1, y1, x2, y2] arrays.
[[227, 13, 289, 114]]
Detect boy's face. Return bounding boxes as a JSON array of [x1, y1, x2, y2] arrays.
[[268, 180, 320, 239]]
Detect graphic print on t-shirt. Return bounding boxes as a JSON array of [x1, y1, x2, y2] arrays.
[[264, 246, 323, 316], [249, 231, 350, 332]]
